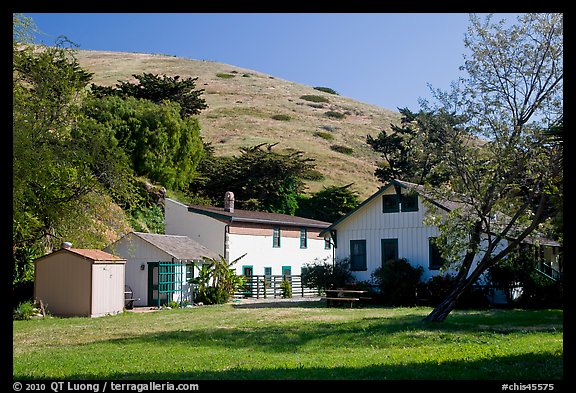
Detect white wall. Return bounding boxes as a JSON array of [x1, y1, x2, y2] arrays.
[[334, 187, 440, 282], [105, 233, 173, 307], [228, 233, 332, 276], [333, 187, 510, 284], [165, 198, 226, 256]]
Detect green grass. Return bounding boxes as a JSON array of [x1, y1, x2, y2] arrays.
[[13, 303, 562, 380]]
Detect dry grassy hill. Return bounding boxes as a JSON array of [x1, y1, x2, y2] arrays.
[[76, 50, 401, 200]]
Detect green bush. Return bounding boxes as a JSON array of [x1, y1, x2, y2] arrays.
[[271, 114, 291, 121], [216, 73, 235, 79], [301, 258, 354, 295], [371, 258, 423, 306], [416, 274, 490, 309], [330, 145, 353, 155], [300, 95, 329, 103], [302, 169, 325, 181], [280, 279, 292, 298], [13, 300, 37, 320], [313, 131, 334, 141], [324, 111, 345, 119], [314, 86, 339, 95]]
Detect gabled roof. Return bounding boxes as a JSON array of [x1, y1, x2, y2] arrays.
[[320, 179, 561, 248], [319, 179, 444, 236], [110, 232, 220, 261], [35, 248, 126, 263], [187, 205, 331, 229]]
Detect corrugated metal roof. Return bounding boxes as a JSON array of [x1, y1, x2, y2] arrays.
[[187, 205, 331, 228], [131, 232, 221, 261]]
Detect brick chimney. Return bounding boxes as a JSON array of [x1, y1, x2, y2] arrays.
[[224, 191, 235, 213]]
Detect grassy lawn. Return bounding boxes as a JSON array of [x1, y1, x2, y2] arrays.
[[13, 300, 563, 380]]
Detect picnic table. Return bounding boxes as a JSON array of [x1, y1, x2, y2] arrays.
[[324, 288, 371, 308]]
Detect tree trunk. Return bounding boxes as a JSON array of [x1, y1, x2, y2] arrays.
[[422, 276, 471, 323]]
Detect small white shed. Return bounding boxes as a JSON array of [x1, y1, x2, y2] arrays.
[[34, 245, 126, 317], [104, 232, 220, 307]]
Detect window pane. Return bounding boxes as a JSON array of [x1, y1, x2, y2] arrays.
[[350, 240, 367, 271], [381, 239, 398, 266], [382, 194, 400, 213], [401, 194, 419, 212]]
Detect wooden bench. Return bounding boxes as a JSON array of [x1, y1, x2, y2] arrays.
[[324, 289, 371, 308]]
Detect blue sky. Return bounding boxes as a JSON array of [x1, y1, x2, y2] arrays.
[[25, 13, 522, 111]]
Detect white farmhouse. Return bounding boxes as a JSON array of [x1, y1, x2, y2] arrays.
[[165, 192, 333, 278], [320, 179, 562, 291]]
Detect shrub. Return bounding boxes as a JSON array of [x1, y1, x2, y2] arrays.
[[314, 86, 339, 95], [324, 111, 345, 119], [13, 300, 37, 320], [271, 114, 291, 121], [371, 258, 423, 306], [280, 279, 292, 298], [417, 274, 491, 309], [301, 258, 354, 295], [307, 103, 325, 109], [216, 73, 235, 79], [302, 169, 325, 181], [300, 95, 329, 103], [330, 145, 353, 155], [319, 125, 338, 132], [313, 131, 334, 141]]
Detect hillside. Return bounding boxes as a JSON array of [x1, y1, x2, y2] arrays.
[[76, 50, 401, 200]]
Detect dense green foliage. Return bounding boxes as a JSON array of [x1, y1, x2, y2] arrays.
[[190, 143, 316, 214], [324, 111, 345, 119], [300, 94, 329, 103], [301, 258, 354, 294], [330, 144, 353, 155], [371, 258, 424, 306], [296, 184, 360, 223], [313, 86, 339, 95], [190, 255, 247, 305], [82, 95, 204, 190], [367, 107, 452, 185], [91, 72, 207, 117]]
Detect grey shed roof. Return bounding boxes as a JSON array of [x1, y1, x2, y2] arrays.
[[129, 232, 220, 261]]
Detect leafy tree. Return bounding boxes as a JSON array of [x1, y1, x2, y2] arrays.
[[296, 184, 360, 223], [190, 143, 316, 214], [91, 72, 208, 117], [367, 107, 452, 186], [409, 13, 563, 322], [12, 20, 135, 290], [82, 95, 204, 191]]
